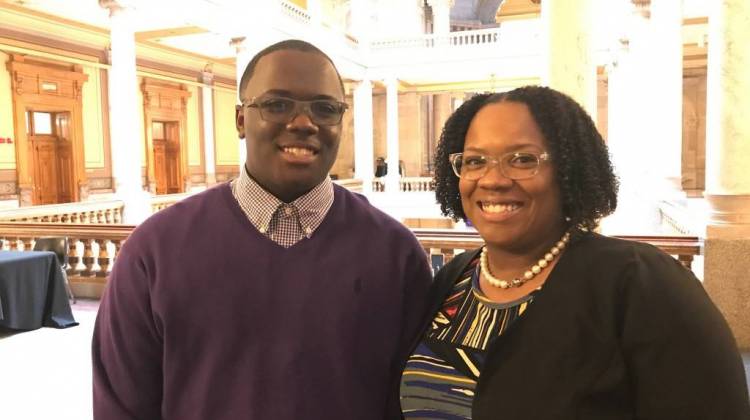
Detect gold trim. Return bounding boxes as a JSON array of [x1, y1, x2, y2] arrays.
[[684, 17, 708, 25]]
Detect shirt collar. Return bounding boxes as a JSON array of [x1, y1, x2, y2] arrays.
[[233, 165, 334, 236]]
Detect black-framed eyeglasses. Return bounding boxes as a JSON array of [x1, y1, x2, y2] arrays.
[[242, 96, 348, 126], [448, 150, 550, 181]]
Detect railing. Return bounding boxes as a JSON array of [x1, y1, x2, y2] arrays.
[[400, 177, 434, 192], [151, 192, 193, 213], [371, 177, 434, 192], [0, 222, 703, 298], [0, 222, 135, 297], [279, 0, 311, 24], [412, 228, 703, 271], [0, 200, 124, 224], [0, 193, 194, 224], [658, 199, 706, 236], [370, 27, 502, 51]]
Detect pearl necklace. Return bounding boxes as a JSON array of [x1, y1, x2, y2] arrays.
[[480, 232, 571, 289]]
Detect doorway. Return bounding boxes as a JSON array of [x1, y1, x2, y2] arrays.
[[27, 110, 76, 204], [151, 121, 182, 195]]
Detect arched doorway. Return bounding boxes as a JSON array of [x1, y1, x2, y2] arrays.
[[6, 54, 88, 206]]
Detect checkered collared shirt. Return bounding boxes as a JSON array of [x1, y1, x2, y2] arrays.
[[231, 165, 334, 248]]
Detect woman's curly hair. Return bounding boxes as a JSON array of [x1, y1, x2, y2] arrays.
[[434, 85, 618, 232]]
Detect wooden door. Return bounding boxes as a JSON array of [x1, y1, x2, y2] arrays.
[[165, 122, 182, 194], [31, 135, 59, 205], [55, 113, 74, 203], [153, 139, 168, 195]]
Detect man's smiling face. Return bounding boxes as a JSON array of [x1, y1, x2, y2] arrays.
[[236, 49, 344, 203]]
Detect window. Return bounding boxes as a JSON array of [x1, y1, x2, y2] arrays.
[[30, 112, 53, 135]]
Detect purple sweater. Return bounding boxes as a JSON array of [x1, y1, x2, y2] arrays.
[[92, 183, 432, 420]]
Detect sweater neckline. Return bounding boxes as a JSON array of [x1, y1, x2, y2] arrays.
[[219, 181, 341, 252]]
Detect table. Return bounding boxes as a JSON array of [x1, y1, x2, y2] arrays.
[[0, 251, 78, 330]]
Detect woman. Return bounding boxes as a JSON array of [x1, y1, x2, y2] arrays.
[[399, 86, 750, 419]]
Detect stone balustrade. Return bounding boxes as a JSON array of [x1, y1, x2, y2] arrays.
[[400, 177, 434, 192], [412, 228, 703, 272], [0, 200, 124, 224], [150, 192, 194, 213], [0, 222, 134, 297], [370, 27, 502, 50], [371, 177, 433, 192], [279, 0, 311, 24], [0, 222, 703, 299]]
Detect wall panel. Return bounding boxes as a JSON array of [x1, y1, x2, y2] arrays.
[[0, 51, 16, 170], [213, 89, 239, 166]]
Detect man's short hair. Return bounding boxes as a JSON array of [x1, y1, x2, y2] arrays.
[[238, 39, 345, 101]]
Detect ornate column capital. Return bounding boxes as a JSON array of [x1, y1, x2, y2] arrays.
[[631, 0, 651, 18], [201, 63, 214, 85], [229, 37, 246, 55], [98, 0, 134, 17]]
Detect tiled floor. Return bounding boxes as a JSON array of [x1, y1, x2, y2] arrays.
[[0, 299, 98, 420], [1, 300, 749, 420]]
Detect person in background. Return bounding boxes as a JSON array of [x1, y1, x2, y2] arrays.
[[376, 156, 388, 177], [93, 39, 432, 420], [400, 86, 750, 419]]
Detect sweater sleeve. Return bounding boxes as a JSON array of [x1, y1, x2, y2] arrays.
[[619, 246, 750, 419], [92, 239, 163, 420], [385, 238, 433, 419]]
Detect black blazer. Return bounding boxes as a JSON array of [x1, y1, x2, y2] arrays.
[[414, 233, 750, 420]]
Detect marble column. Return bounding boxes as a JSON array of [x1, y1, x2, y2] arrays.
[[702, 0, 750, 348], [540, 0, 596, 115], [433, 94, 452, 138], [385, 77, 400, 193], [100, 0, 151, 224], [649, 0, 684, 194], [602, 0, 664, 234], [353, 80, 374, 193], [201, 69, 217, 186], [427, 0, 454, 34]]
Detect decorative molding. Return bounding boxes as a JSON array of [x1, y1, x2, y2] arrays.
[[88, 177, 113, 190], [13, 71, 23, 94], [0, 182, 17, 195]]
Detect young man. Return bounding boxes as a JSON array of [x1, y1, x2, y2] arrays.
[[92, 40, 432, 419]]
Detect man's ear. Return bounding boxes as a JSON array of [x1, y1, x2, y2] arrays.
[[235, 104, 245, 139]]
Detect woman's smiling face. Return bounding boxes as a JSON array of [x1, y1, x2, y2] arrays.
[[459, 100, 565, 252]]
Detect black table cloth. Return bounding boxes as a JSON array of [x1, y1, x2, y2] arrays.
[[0, 250, 78, 330]]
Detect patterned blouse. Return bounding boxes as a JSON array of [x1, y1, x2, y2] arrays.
[[400, 254, 535, 419]]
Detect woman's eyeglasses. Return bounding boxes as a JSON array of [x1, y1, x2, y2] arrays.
[[449, 150, 549, 181], [242, 96, 348, 126]]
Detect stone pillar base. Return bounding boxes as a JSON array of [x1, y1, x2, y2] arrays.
[[704, 224, 750, 349], [18, 186, 33, 207], [78, 182, 90, 202], [705, 194, 750, 224]]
